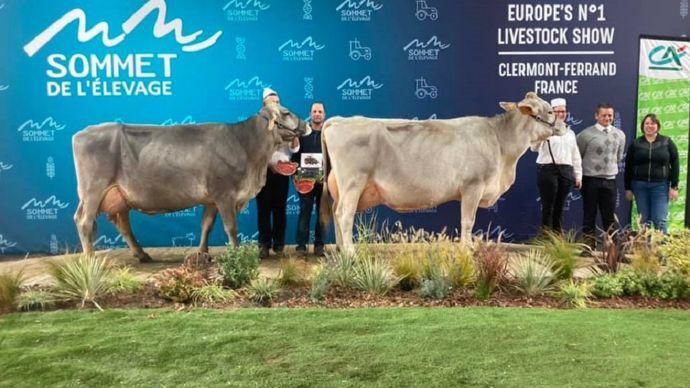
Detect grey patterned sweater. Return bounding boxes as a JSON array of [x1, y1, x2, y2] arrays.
[[576, 125, 626, 179]]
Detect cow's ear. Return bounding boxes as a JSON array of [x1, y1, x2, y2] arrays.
[[517, 99, 538, 116], [266, 109, 279, 131], [499, 102, 516, 111], [524, 91, 538, 100]]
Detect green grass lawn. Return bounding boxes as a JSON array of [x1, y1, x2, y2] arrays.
[[2, 308, 690, 387]]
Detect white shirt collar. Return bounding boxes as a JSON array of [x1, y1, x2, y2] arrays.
[[595, 123, 611, 132]]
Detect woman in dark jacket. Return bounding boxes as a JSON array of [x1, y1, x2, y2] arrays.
[[624, 113, 679, 233]]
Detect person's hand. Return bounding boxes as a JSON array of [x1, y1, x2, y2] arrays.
[[575, 180, 582, 189], [670, 188, 679, 201], [625, 190, 634, 201]]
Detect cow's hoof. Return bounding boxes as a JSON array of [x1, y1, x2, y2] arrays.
[[137, 252, 154, 263]]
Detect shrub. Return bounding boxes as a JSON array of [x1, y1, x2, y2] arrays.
[[191, 284, 235, 305], [473, 240, 509, 300], [217, 244, 259, 289], [637, 273, 661, 298], [392, 251, 423, 291], [155, 267, 207, 303], [661, 230, 690, 274], [419, 277, 451, 300], [559, 280, 591, 308], [309, 263, 332, 302], [598, 229, 633, 274], [421, 248, 446, 281], [352, 257, 397, 296], [629, 225, 663, 274], [614, 268, 689, 300], [616, 269, 660, 297], [17, 290, 56, 311], [382, 219, 454, 244], [277, 259, 309, 287], [536, 230, 588, 279], [653, 271, 690, 300], [445, 245, 475, 289], [509, 250, 557, 297], [0, 269, 25, 313], [415, 245, 453, 299], [48, 255, 112, 310], [630, 248, 661, 275], [247, 277, 279, 306], [616, 269, 645, 296], [107, 267, 144, 295], [354, 214, 379, 244], [326, 250, 358, 289], [590, 273, 623, 299]]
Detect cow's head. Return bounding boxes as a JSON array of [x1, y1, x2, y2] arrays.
[[260, 103, 310, 143], [500, 92, 567, 142]]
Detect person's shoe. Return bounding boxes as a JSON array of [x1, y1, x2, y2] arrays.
[[259, 246, 270, 259], [273, 246, 285, 257], [295, 245, 308, 256], [314, 245, 325, 257]]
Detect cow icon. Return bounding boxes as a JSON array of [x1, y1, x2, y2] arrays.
[[349, 39, 372, 61], [172, 232, 196, 247], [415, 0, 438, 20], [415, 78, 437, 99]]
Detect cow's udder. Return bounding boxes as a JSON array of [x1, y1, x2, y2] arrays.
[[99, 186, 131, 215]]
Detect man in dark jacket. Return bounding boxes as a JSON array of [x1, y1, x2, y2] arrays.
[[293, 102, 326, 256], [256, 88, 300, 258]]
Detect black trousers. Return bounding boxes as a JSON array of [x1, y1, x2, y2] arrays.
[[256, 170, 290, 250], [581, 176, 618, 246], [537, 164, 574, 233], [296, 183, 324, 248]]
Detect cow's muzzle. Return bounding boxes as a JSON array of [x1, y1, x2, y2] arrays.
[[531, 114, 566, 136]]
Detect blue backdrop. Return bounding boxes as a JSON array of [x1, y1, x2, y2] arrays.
[[1, 0, 689, 254]]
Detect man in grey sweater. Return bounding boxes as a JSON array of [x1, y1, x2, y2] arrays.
[[576, 103, 626, 247]]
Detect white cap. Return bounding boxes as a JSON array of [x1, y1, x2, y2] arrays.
[[262, 87, 278, 100], [550, 98, 566, 108]]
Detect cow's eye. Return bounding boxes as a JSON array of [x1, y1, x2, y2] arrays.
[[548, 111, 553, 115]]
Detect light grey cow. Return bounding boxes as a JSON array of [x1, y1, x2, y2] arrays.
[[319, 92, 566, 253], [72, 103, 308, 262]]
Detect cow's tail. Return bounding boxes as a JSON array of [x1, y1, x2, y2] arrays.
[[319, 120, 335, 235]]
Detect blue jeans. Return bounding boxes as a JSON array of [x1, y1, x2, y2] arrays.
[[631, 180, 669, 233]]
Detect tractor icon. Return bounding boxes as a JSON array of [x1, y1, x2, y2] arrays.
[[304, 155, 320, 166], [415, 78, 437, 99], [415, 0, 438, 21], [349, 39, 372, 61]]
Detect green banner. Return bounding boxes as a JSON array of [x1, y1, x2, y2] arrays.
[[636, 37, 690, 231]]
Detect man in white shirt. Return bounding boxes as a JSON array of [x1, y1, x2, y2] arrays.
[[531, 97, 582, 234]]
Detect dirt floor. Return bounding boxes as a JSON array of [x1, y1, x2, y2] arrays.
[[0, 246, 318, 286]]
